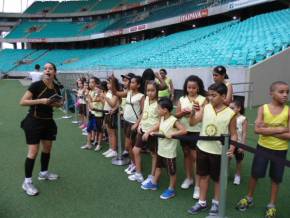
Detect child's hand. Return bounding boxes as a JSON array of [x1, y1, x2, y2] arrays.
[[165, 133, 172, 139], [193, 103, 200, 111], [277, 127, 289, 133], [137, 126, 142, 134], [227, 148, 234, 158], [237, 148, 244, 153]]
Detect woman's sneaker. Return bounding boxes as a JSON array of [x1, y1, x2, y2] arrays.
[[141, 181, 158, 190], [81, 144, 92, 149], [105, 150, 117, 158], [126, 164, 136, 175], [22, 182, 39, 196], [141, 175, 153, 186], [128, 173, 144, 183], [265, 206, 277, 218], [160, 188, 176, 200], [181, 178, 193, 189], [102, 148, 112, 156], [187, 201, 208, 214], [38, 172, 59, 181], [193, 186, 200, 199], [236, 197, 253, 211], [124, 164, 132, 173]]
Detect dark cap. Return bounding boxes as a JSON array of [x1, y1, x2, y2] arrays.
[[121, 73, 135, 80]]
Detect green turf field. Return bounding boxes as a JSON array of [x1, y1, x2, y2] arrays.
[[0, 80, 289, 218]]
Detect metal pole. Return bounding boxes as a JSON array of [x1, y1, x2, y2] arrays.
[[112, 108, 130, 166], [62, 89, 72, 119], [219, 134, 230, 218], [206, 134, 229, 218]]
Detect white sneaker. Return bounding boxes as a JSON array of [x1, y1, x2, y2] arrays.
[[141, 174, 153, 186], [105, 150, 117, 158], [102, 148, 112, 156], [94, 144, 101, 151], [128, 173, 144, 183], [233, 174, 241, 185], [82, 131, 88, 136], [81, 144, 92, 149], [22, 182, 39, 196], [126, 164, 136, 175], [124, 164, 133, 173], [193, 186, 200, 199], [181, 178, 193, 189]]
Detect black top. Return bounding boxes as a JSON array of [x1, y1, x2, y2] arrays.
[[28, 80, 61, 119]]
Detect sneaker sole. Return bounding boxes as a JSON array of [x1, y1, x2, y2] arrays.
[[181, 184, 193, 189], [160, 194, 175, 200], [141, 186, 157, 191], [38, 177, 59, 181], [187, 207, 208, 215]]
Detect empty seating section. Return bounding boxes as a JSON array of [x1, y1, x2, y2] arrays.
[[1, 9, 289, 73], [0, 50, 33, 72], [24, 1, 59, 14], [53, 1, 93, 13], [6, 20, 113, 39]]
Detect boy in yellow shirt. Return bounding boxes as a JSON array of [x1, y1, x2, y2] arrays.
[[236, 81, 290, 218]]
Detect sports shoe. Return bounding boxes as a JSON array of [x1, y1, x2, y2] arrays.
[[209, 201, 219, 216], [265, 207, 276, 218], [233, 174, 241, 185], [128, 173, 144, 183], [142, 175, 153, 186], [187, 201, 208, 215], [122, 150, 129, 157], [81, 144, 92, 149], [38, 172, 59, 181], [105, 150, 117, 158], [22, 182, 39, 196], [181, 178, 193, 189], [82, 131, 88, 136], [102, 148, 112, 156], [126, 164, 136, 175], [193, 186, 200, 199], [160, 188, 176, 200], [141, 181, 158, 190], [124, 164, 133, 173], [94, 144, 101, 151], [236, 197, 253, 211]]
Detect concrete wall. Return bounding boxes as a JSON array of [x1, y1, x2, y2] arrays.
[[249, 47, 290, 106]]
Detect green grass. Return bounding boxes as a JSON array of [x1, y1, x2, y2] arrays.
[[0, 80, 290, 218]]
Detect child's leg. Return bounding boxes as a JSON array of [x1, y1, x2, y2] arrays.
[[182, 145, 193, 180], [86, 132, 92, 144], [133, 146, 141, 173], [192, 149, 200, 186], [152, 167, 161, 184], [199, 175, 210, 201], [109, 128, 117, 150], [97, 132, 102, 145], [213, 180, 220, 201], [236, 160, 242, 176], [169, 174, 176, 190], [151, 152, 157, 176], [269, 181, 279, 205], [247, 176, 258, 198]]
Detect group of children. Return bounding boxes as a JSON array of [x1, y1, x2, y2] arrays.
[[73, 66, 289, 218]]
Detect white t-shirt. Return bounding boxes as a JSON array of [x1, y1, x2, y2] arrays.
[[123, 91, 144, 123], [29, 71, 43, 83]]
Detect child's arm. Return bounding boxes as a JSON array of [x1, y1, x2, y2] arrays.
[[103, 94, 118, 108], [169, 80, 174, 101], [155, 72, 167, 90], [168, 120, 187, 138], [228, 115, 238, 157], [242, 118, 248, 144], [224, 83, 233, 106], [189, 106, 204, 126], [175, 100, 190, 118], [142, 122, 160, 141], [273, 110, 290, 140], [255, 106, 289, 135]]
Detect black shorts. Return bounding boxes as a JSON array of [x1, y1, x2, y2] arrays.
[[196, 147, 221, 182], [234, 147, 244, 162], [104, 113, 117, 129], [156, 155, 176, 176], [79, 104, 87, 116], [180, 132, 199, 149], [21, 115, 57, 145], [123, 120, 137, 140], [134, 131, 157, 153], [251, 144, 287, 184]]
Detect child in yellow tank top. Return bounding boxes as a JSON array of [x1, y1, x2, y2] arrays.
[[236, 81, 290, 218]]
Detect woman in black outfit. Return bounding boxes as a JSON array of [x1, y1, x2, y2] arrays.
[[20, 62, 63, 196]]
